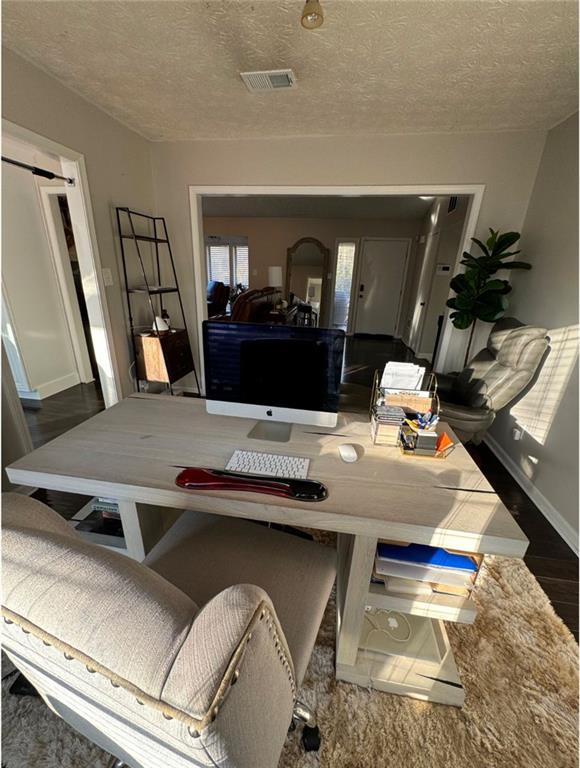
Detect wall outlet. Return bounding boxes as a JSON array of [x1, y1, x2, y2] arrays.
[[512, 427, 524, 441], [102, 268, 114, 287]]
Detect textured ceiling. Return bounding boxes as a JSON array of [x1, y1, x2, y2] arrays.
[[3, 1, 578, 141], [202, 194, 436, 219]]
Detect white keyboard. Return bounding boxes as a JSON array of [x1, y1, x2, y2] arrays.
[[226, 450, 310, 479]]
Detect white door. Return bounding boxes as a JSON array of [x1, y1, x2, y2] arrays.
[[353, 239, 409, 335]]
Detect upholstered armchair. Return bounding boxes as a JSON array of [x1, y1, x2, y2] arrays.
[[2, 493, 336, 767], [438, 318, 549, 444]]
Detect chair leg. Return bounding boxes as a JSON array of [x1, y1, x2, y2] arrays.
[[292, 700, 321, 752]]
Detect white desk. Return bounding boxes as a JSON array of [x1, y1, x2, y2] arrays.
[[7, 393, 528, 706]]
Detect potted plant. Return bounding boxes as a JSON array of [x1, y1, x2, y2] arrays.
[[447, 229, 531, 366]]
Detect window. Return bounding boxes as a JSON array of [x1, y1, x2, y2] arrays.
[[206, 237, 249, 287], [333, 241, 357, 331]]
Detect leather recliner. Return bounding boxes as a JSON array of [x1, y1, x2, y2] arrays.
[[438, 317, 549, 444]]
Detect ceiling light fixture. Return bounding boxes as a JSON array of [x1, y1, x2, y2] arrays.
[[419, 196, 434, 200], [301, 0, 324, 29]]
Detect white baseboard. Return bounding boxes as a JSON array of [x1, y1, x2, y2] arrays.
[[34, 372, 80, 400], [17, 386, 40, 400], [171, 384, 201, 396], [484, 433, 579, 555]]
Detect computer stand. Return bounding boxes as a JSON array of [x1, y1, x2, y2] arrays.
[[247, 420, 293, 442]]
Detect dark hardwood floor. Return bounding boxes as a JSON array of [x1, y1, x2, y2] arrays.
[[22, 382, 105, 521], [23, 381, 105, 449], [21, 339, 579, 639]]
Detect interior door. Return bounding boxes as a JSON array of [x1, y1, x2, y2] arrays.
[[353, 239, 409, 335]]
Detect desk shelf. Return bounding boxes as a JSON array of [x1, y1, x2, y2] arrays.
[[367, 582, 478, 624], [337, 619, 464, 707]]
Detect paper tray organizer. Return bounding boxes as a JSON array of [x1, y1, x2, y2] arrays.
[[369, 369, 440, 447]]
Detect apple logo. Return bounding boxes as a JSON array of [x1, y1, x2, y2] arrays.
[[266, 409, 273, 417]]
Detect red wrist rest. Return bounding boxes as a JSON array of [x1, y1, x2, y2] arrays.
[[175, 467, 328, 502]]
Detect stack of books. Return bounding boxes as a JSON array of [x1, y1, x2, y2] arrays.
[[91, 497, 120, 519], [373, 542, 481, 598], [370, 404, 405, 446]]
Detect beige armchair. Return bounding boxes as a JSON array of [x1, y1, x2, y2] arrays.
[[438, 317, 549, 444], [2, 493, 336, 767]]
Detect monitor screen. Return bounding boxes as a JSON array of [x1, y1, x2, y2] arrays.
[[203, 321, 345, 414]]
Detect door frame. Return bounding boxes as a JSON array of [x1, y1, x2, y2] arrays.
[[3, 119, 121, 407], [38, 185, 95, 383], [350, 237, 411, 338], [189, 184, 485, 392]]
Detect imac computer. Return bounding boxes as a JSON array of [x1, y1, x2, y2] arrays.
[[203, 320, 346, 441]]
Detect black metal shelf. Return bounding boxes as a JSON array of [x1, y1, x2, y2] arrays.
[[128, 286, 178, 295], [116, 207, 200, 395], [120, 234, 168, 244]]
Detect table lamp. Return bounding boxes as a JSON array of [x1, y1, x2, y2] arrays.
[[268, 266, 283, 288]]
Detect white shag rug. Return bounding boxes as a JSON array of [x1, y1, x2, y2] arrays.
[[2, 555, 578, 768]]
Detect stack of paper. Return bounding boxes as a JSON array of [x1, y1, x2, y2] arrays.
[[380, 362, 426, 393], [375, 542, 479, 597]]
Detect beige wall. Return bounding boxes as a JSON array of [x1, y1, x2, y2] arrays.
[[153, 128, 546, 372], [2, 49, 155, 397], [488, 113, 579, 544], [203, 216, 421, 327]]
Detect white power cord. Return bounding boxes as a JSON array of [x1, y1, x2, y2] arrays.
[[364, 607, 412, 643]]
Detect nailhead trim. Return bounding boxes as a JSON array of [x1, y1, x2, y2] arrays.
[[261, 605, 296, 696], [2, 600, 297, 729]]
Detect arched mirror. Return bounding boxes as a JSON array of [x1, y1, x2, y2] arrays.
[[285, 237, 330, 324]]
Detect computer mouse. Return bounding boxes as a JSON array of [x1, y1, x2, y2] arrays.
[[338, 444, 359, 463]]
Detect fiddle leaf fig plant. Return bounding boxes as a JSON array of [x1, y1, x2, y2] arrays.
[[447, 229, 531, 365]]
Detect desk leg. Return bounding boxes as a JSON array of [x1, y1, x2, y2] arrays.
[[117, 501, 183, 561], [336, 533, 377, 668], [118, 501, 146, 561]]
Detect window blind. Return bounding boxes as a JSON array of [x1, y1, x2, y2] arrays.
[[207, 245, 231, 284]]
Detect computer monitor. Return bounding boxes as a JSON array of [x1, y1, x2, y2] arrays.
[[203, 320, 345, 440]]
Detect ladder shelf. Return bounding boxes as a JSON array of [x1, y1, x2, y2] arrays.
[[116, 207, 200, 395]]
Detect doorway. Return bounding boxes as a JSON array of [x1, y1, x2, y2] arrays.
[[191, 185, 484, 393], [2, 120, 120, 484], [39, 187, 100, 382], [352, 238, 409, 336]]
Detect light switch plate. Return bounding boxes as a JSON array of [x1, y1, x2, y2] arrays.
[[102, 268, 114, 286]]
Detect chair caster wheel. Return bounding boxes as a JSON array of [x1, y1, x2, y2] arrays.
[[301, 725, 320, 752], [9, 673, 39, 698]]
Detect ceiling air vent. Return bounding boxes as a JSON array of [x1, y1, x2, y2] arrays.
[[240, 69, 296, 92]]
